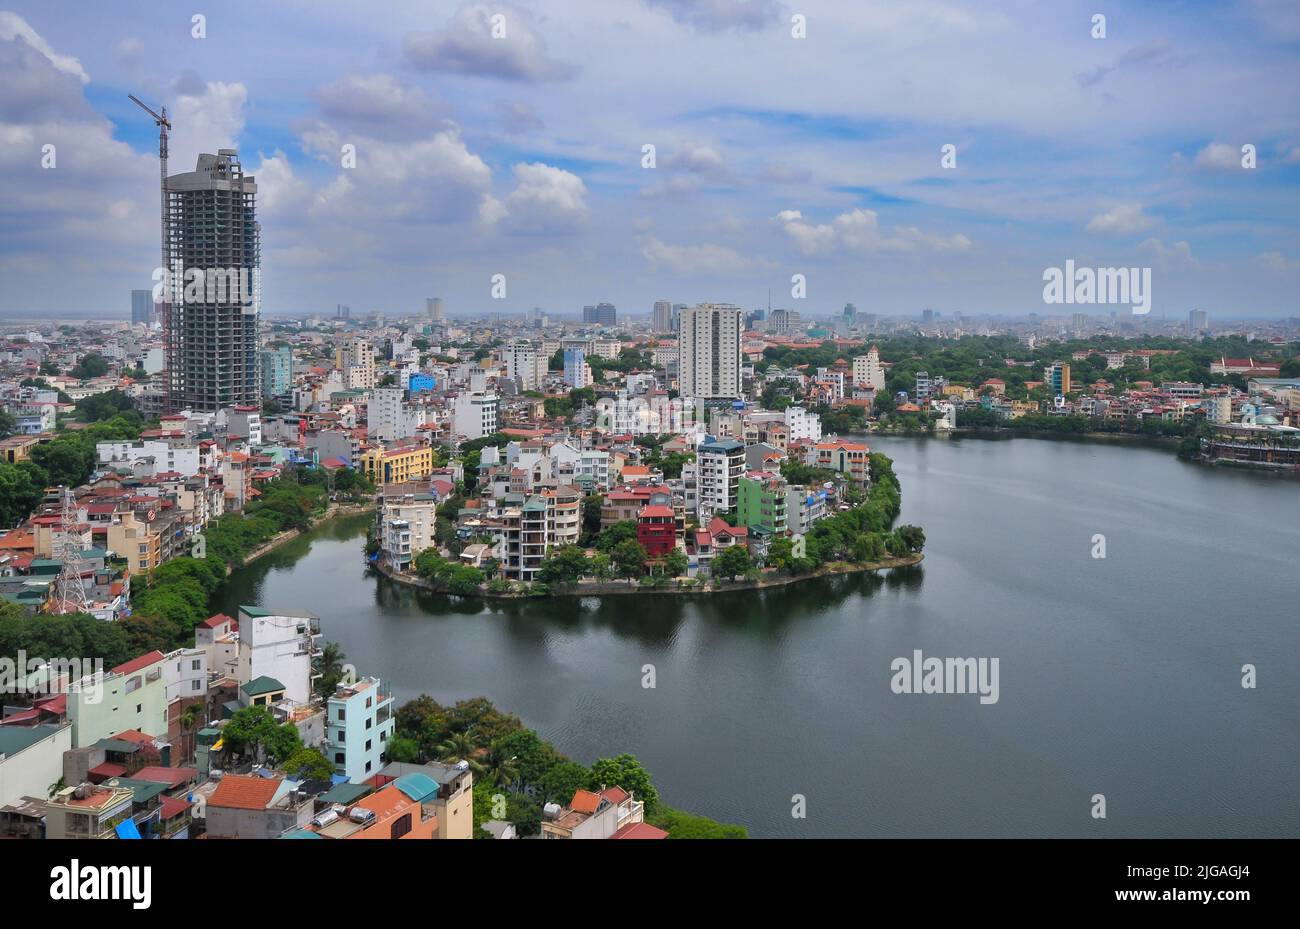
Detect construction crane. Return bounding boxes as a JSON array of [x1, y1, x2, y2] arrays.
[[129, 93, 173, 405]]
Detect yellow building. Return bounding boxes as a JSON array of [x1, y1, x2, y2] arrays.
[[360, 443, 435, 485]]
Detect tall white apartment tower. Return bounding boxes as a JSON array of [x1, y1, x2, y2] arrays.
[[678, 303, 743, 400]]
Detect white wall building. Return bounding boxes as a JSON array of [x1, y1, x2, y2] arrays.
[[453, 391, 499, 440], [679, 303, 743, 400], [784, 406, 823, 442], [236, 607, 321, 706]]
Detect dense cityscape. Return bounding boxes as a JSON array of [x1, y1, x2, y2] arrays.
[[1, 2, 1296, 908]]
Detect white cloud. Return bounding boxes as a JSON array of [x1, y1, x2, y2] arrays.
[[1255, 251, 1300, 272], [0, 11, 88, 82], [168, 81, 248, 174], [1139, 237, 1198, 266], [638, 234, 759, 273], [775, 208, 972, 255], [1086, 203, 1156, 235], [500, 162, 590, 234], [1193, 142, 1243, 171], [403, 3, 576, 82]]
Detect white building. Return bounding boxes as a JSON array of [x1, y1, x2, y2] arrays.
[[368, 387, 423, 442], [453, 391, 499, 440], [784, 406, 823, 442], [379, 489, 438, 571], [0, 724, 73, 808], [679, 303, 743, 400], [853, 345, 886, 390], [97, 440, 202, 477], [163, 648, 209, 706], [502, 339, 547, 391], [236, 607, 321, 706], [696, 437, 745, 516], [338, 338, 376, 390]]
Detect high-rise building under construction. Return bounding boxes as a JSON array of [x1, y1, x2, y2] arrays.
[[164, 149, 261, 411]]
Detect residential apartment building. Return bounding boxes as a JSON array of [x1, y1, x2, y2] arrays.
[[325, 678, 395, 784], [359, 440, 434, 486], [696, 437, 745, 516], [853, 345, 886, 390], [235, 606, 322, 706], [453, 391, 499, 440], [678, 303, 743, 399], [67, 650, 168, 748], [811, 440, 870, 483], [377, 484, 438, 571], [736, 472, 789, 536]]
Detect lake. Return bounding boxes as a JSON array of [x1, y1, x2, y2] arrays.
[[215, 435, 1300, 837]]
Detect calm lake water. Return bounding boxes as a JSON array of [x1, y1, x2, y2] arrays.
[[216, 436, 1300, 837]]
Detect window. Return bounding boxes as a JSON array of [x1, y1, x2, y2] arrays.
[[365, 739, 372, 752], [390, 813, 412, 839], [192, 660, 201, 671]]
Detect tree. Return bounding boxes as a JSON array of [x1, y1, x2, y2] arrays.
[[765, 536, 795, 571], [595, 520, 637, 552], [588, 754, 659, 814], [894, 524, 925, 554], [611, 539, 647, 581], [313, 641, 347, 698], [71, 353, 109, 379], [661, 549, 688, 578], [282, 747, 334, 782], [437, 730, 484, 774], [711, 544, 753, 581], [538, 545, 590, 586]]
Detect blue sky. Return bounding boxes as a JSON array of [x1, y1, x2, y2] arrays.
[[2, 0, 1298, 318]]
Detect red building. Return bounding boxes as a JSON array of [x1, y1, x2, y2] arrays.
[[636, 505, 678, 556]]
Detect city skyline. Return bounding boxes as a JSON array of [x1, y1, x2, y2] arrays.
[[2, 1, 1299, 320]]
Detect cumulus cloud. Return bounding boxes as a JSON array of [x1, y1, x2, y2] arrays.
[[1085, 203, 1156, 235], [644, 0, 783, 32], [0, 11, 87, 82], [1193, 142, 1243, 171], [1139, 237, 1197, 266], [168, 80, 249, 174], [499, 162, 589, 234], [1255, 251, 1300, 272], [638, 234, 760, 273], [775, 208, 972, 255], [403, 3, 576, 82], [315, 73, 451, 140]]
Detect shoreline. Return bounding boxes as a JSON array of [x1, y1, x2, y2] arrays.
[[225, 501, 372, 573], [372, 552, 924, 599]]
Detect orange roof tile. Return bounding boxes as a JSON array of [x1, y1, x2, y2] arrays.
[[210, 775, 282, 811]]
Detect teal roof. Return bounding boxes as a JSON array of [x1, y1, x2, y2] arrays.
[[0, 724, 64, 756], [242, 675, 286, 697], [110, 777, 167, 804], [393, 772, 440, 803], [280, 829, 322, 839], [239, 605, 271, 617], [320, 782, 373, 805]]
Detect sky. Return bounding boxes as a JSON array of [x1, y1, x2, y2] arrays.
[[1, 0, 1299, 320]]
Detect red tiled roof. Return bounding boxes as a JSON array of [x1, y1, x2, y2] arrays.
[[159, 795, 193, 819], [88, 762, 128, 779], [133, 766, 197, 789], [200, 613, 234, 629], [210, 775, 282, 811], [569, 789, 602, 815], [611, 822, 668, 839], [600, 786, 630, 805], [110, 650, 165, 676]]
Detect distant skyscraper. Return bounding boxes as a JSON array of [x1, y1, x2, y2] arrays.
[[131, 289, 154, 326], [842, 303, 857, 326], [653, 300, 672, 333], [583, 302, 616, 326], [428, 297, 444, 320], [678, 303, 743, 399], [164, 149, 260, 411], [1188, 308, 1208, 332], [563, 347, 591, 388]]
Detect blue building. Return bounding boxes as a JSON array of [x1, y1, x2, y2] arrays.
[[261, 345, 293, 398]]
